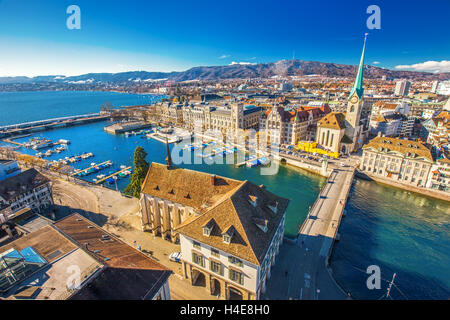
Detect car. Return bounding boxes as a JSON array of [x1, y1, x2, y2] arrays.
[[169, 252, 182, 263], [340, 162, 346, 167]]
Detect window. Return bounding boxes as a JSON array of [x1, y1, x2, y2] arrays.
[[228, 256, 243, 267], [229, 269, 244, 285], [211, 248, 220, 258], [210, 260, 221, 274], [222, 234, 231, 244], [192, 252, 204, 267], [203, 226, 211, 236], [193, 241, 201, 250]]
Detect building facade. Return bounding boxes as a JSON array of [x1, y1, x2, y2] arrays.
[[360, 136, 434, 188], [259, 104, 331, 145]]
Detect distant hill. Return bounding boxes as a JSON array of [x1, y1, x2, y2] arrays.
[[1, 60, 449, 84]]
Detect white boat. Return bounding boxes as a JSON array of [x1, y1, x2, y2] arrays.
[[90, 162, 96, 166], [120, 165, 126, 169]]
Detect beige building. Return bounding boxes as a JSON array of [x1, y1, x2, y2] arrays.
[[427, 157, 450, 193], [360, 136, 434, 188], [315, 112, 352, 153], [138, 162, 289, 300], [182, 102, 261, 133]]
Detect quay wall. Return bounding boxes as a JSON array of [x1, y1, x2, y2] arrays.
[[356, 170, 449, 202]]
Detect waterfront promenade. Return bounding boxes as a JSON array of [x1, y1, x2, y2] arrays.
[[263, 166, 355, 300]]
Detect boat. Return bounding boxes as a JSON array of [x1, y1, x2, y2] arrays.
[[246, 159, 260, 168], [259, 157, 271, 166], [96, 174, 106, 179]]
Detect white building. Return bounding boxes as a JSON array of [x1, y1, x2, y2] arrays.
[[394, 80, 411, 97], [436, 80, 450, 96]]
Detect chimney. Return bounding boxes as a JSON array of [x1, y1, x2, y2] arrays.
[[211, 174, 216, 185]]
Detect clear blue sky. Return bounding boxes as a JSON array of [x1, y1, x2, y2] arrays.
[[0, 0, 449, 76]]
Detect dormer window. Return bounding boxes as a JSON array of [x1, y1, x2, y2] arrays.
[[168, 189, 174, 195], [252, 217, 268, 233], [154, 185, 159, 190], [222, 226, 235, 244], [267, 201, 278, 214], [223, 234, 231, 243], [248, 195, 258, 207], [202, 218, 215, 237]]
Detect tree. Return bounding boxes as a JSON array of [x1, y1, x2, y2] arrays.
[[124, 146, 149, 198]]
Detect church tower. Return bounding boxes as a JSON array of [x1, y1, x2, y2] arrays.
[[345, 33, 367, 150]]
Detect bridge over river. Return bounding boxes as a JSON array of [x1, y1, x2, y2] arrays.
[[262, 166, 355, 300]]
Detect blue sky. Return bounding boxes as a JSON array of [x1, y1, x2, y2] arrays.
[[0, 0, 449, 76]]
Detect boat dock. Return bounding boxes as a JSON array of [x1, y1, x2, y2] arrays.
[[95, 166, 131, 184], [147, 133, 182, 144], [70, 160, 112, 176], [235, 156, 266, 167]]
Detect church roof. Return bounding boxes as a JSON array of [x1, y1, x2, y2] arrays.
[[317, 112, 346, 130]]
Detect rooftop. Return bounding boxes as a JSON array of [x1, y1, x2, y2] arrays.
[[363, 136, 433, 162], [54, 214, 172, 300]]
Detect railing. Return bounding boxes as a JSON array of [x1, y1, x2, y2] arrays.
[[298, 169, 337, 234], [0, 113, 105, 131]]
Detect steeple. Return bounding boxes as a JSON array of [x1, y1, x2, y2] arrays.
[[349, 33, 368, 100], [165, 137, 173, 168]]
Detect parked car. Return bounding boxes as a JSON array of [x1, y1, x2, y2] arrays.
[[340, 162, 346, 167], [169, 252, 182, 263]]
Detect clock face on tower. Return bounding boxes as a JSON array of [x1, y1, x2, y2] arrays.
[[350, 95, 358, 104]]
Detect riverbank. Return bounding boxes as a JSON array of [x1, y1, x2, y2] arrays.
[[356, 170, 449, 202]]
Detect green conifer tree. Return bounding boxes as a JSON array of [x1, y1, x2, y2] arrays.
[[124, 146, 149, 198]]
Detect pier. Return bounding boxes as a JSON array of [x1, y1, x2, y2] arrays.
[[70, 161, 112, 177], [235, 156, 265, 167], [94, 166, 131, 184], [262, 166, 355, 300], [0, 113, 109, 138]]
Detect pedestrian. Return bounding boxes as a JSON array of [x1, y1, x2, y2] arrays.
[[285, 270, 288, 277]]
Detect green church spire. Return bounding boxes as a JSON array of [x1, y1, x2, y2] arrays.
[[349, 33, 368, 100]]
